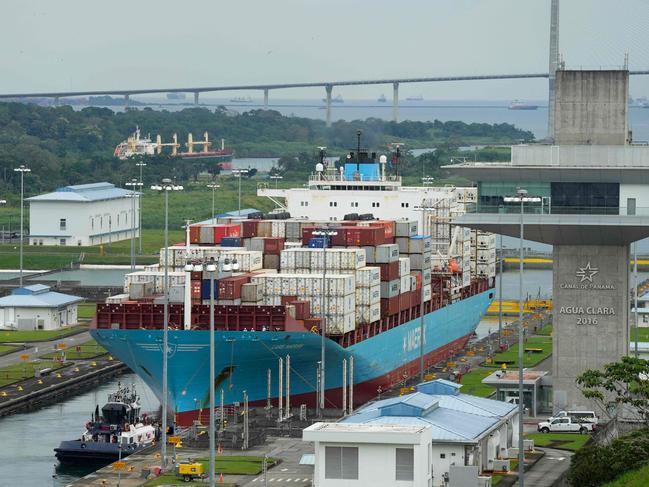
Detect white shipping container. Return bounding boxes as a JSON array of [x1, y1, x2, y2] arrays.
[[375, 244, 399, 263], [325, 312, 355, 335], [271, 220, 286, 238], [477, 248, 496, 263], [423, 284, 432, 302], [356, 266, 381, 287], [396, 237, 410, 254], [106, 293, 129, 304], [398, 257, 411, 277], [408, 236, 432, 254], [356, 285, 381, 305], [395, 220, 418, 237], [325, 294, 356, 314], [363, 246, 376, 264], [409, 275, 418, 292], [401, 275, 412, 293], [380, 279, 400, 298], [409, 253, 432, 270], [356, 302, 381, 324]]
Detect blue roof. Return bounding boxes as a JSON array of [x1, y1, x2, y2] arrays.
[[195, 208, 261, 224], [0, 285, 83, 308], [27, 182, 135, 203], [341, 379, 517, 443]]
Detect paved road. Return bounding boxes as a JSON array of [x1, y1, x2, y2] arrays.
[[0, 330, 91, 367], [512, 447, 573, 487]]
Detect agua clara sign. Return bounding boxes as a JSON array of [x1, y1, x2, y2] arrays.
[[557, 261, 617, 325]]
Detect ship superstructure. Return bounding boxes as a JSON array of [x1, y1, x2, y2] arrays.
[[92, 145, 496, 426]]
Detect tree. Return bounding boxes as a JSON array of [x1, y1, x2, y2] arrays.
[[576, 356, 649, 423]]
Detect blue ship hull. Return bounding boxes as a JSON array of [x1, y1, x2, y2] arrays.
[[92, 290, 493, 425]]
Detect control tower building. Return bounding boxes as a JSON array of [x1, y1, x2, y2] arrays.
[[445, 69, 649, 412]]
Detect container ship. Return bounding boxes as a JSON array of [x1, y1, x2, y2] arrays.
[[92, 147, 496, 426]]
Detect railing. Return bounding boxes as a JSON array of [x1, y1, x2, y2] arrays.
[[308, 173, 401, 183], [469, 204, 649, 216]]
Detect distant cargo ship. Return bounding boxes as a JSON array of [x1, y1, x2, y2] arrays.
[[166, 92, 186, 100], [508, 100, 538, 110], [406, 95, 424, 101], [114, 129, 233, 166], [377, 94, 387, 103]]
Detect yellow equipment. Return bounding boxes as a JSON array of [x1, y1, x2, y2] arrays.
[[176, 462, 204, 482]]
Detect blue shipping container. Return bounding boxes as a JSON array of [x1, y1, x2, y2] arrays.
[[201, 279, 218, 299], [308, 237, 328, 248], [221, 237, 242, 247]]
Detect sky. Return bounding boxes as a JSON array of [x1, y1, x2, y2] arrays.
[[4, 0, 649, 100]]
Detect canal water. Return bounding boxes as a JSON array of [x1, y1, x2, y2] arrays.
[[0, 373, 158, 487]]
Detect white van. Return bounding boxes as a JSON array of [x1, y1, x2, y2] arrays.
[[550, 410, 598, 425]]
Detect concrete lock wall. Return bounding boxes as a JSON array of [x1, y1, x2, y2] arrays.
[[554, 70, 629, 146], [552, 244, 629, 412]]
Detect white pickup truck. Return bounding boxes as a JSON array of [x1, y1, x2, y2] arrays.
[[537, 417, 597, 434]]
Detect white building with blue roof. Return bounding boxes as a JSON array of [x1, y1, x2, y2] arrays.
[[303, 379, 518, 487], [27, 182, 139, 246], [0, 284, 84, 330]]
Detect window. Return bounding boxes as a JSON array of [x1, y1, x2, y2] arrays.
[[440, 453, 446, 459], [401, 202, 410, 208], [351, 202, 359, 207], [329, 201, 338, 207], [395, 448, 414, 481], [325, 446, 358, 480], [91, 218, 94, 230], [59, 219, 67, 230], [59, 239, 66, 246]]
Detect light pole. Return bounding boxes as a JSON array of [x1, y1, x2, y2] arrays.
[[503, 188, 540, 487], [125, 179, 142, 272], [312, 229, 337, 415], [498, 233, 503, 348], [151, 178, 184, 469], [421, 176, 435, 187], [207, 183, 221, 224], [232, 169, 249, 216], [14, 165, 30, 287], [270, 175, 283, 189], [206, 257, 217, 487], [136, 162, 146, 254], [0, 200, 6, 245], [634, 241, 639, 358]]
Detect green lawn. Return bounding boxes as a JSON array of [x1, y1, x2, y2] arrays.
[[458, 367, 496, 397], [631, 328, 649, 342], [486, 336, 553, 368], [525, 432, 591, 451], [0, 326, 86, 343], [39, 339, 106, 360], [537, 324, 553, 336], [0, 359, 66, 387], [603, 462, 649, 487], [144, 456, 276, 486], [77, 303, 97, 320], [0, 344, 19, 355]]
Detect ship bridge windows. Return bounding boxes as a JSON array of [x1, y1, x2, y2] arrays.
[[329, 201, 338, 207], [401, 202, 410, 208], [300, 201, 309, 207], [351, 202, 359, 207], [372, 202, 381, 208]]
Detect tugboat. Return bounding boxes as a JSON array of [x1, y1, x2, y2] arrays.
[[54, 383, 157, 464]]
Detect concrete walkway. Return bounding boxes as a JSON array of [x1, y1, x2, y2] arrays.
[[511, 447, 573, 487], [0, 330, 91, 368]]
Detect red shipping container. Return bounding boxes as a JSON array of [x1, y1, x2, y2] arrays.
[[381, 296, 400, 316], [377, 261, 400, 281], [304, 317, 322, 331], [217, 275, 250, 300], [330, 228, 348, 247], [189, 225, 202, 244], [370, 221, 395, 239], [241, 220, 258, 238], [399, 292, 411, 311], [410, 289, 422, 307], [263, 237, 285, 255], [340, 221, 359, 227], [213, 224, 241, 244], [346, 226, 385, 247], [290, 300, 311, 320], [191, 281, 201, 299]]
